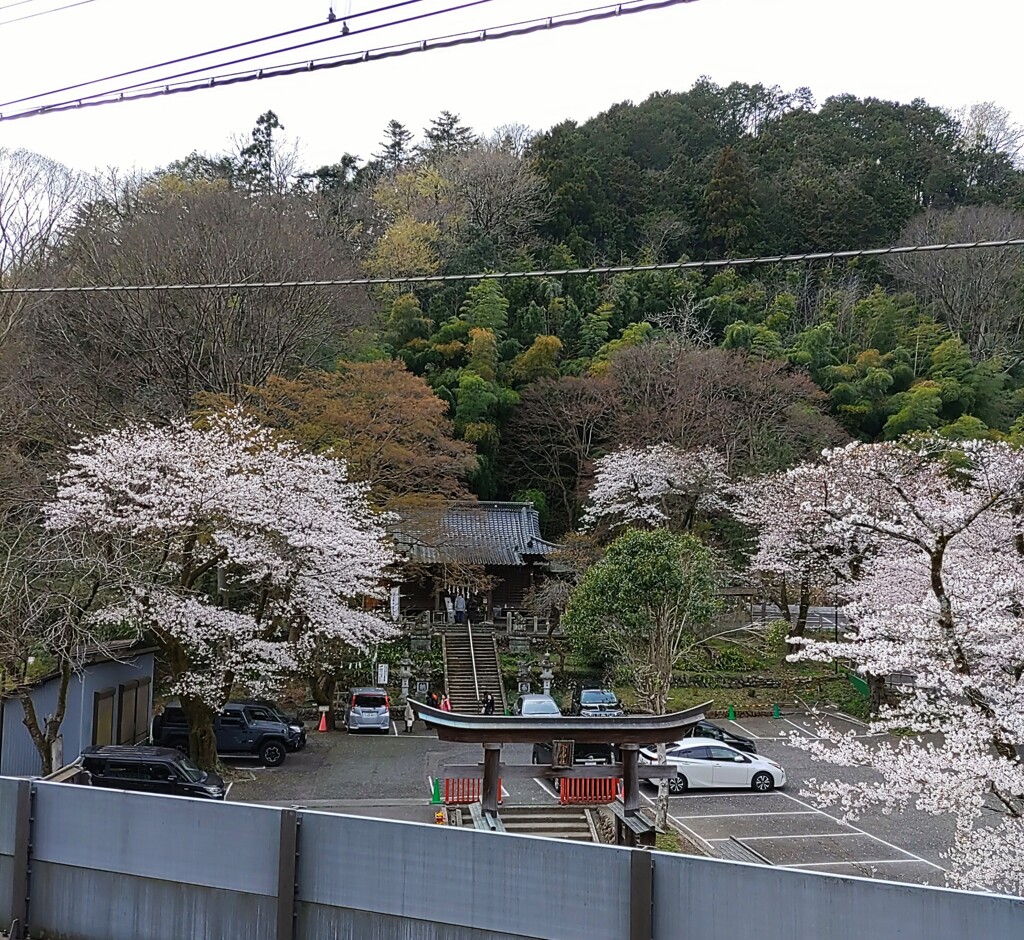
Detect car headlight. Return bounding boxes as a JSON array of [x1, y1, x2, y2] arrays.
[[289, 725, 302, 733]]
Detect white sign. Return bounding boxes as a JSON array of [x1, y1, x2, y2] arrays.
[[318, 705, 331, 713], [377, 663, 389, 686], [390, 586, 400, 622]]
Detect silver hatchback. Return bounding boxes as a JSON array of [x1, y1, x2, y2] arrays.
[[345, 688, 392, 734]]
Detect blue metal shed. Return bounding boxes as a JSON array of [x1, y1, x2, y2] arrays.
[[0, 642, 156, 777]]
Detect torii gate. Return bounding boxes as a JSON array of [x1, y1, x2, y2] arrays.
[[411, 699, 712, 845]]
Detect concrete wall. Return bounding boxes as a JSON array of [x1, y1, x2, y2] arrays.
[[651, 851, 1024, 940], [0, 653, 154, 777], [1, 776, 1022, 940]]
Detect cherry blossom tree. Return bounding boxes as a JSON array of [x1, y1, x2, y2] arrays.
[[582, 444, 729, 533], [45, 410, 397, 768], [778, 438, 1024, 894], [732, 467, 853, 653]]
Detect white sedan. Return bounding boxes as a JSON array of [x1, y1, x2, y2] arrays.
[[640, 737, 786, 794]]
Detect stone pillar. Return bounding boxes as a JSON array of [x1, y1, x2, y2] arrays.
[[481, 742, 502, 814]]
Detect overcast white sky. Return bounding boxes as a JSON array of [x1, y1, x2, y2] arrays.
[[0, 0, 1020, 174]]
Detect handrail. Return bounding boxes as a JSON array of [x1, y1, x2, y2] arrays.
[[441, 633, 451, 705], [467, 617, 480, 706], [492, 632, 507, 713]]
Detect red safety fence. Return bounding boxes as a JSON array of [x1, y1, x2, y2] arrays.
[[559, 776, 621, 805], [443, 778, 503, 805]]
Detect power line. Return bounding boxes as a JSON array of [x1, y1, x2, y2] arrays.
[[3, 238, 1023, 295], [0, 0, 699, 121], [0, 0, 434, 110], [0, 0, 47, 13], [0, 0, 96, 28], [8, 0, 500, 114]]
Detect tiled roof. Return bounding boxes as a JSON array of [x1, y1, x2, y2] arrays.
[[391, 501, 559, 566]]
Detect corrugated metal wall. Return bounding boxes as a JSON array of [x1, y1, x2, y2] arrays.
[[0, 653, 154, 777], [1, 777, 1022, 940]]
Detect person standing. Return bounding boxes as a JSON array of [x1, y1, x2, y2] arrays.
[[404, 699, 415, 733], [454, 592, 467, 624], [483, 692, 496, 715], [441, 692, 452, 712]]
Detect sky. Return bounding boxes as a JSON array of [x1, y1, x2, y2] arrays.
[[0, 0, 1021, 175]]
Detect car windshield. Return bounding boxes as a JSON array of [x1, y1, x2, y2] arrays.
[[176, 756, 205, 783], [580, 691, 618, 705], [523, 699, 560, 715]]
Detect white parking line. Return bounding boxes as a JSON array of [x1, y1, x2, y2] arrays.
[[782, 718, 820, 738], [640, 792, 718, 853], [726, 718, 760, 738], [534, 778, 559, 800], [789, 859, 930, 868], [779, 792, 945, 871], [673, 811, 818, 820], [705, 832, 863, 842]]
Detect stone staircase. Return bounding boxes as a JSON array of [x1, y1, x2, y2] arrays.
[[491, 805, 596, 842], [443, 625, 505, 714]]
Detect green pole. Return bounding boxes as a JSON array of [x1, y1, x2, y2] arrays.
[[728, 705, 735, 721], [772, 703, 780, 719], [431, 777, 441, 804]]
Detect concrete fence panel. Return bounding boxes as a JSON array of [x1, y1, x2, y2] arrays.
[[296, 812, 632, 940], [651, 853, 1024, 940], [28, 781, 283, 940], [0, 776, 18, 924]]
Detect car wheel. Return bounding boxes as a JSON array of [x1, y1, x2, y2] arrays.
[[260, 741, 286, 767], [667, 774, 688, 794], [751, 771, 774, 793]]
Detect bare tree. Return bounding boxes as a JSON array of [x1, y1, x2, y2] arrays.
[[34, 182, 373, 425], [885, 206, 1024, 357], [0, 524, 118, 774], [437, 143, 550, 251], [0, 148, 84, 276], [953, 101, 1024, 167]]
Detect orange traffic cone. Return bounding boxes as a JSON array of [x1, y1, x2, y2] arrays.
[[318, 711, 328, 733]]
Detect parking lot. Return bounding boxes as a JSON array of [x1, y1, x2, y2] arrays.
[[229, 709, 953, 888], [652, 711, 949, 886]]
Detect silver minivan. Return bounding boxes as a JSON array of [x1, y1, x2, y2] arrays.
[[345, 687, 392, 734]]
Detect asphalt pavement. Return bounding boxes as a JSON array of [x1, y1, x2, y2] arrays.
[[227, 710, 956, 888]]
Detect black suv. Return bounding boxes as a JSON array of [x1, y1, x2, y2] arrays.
[[152, 702, 295, 766], [81, 745, 227, 800], [570, 688, 625, 717]]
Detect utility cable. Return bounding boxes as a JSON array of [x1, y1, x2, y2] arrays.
[[0, 0, 95, 28], [0, 0, 47, 13], [2, 238, 1022, 295], [0, 0, 699, 121], [0, 0, 433, 110], [6, 0, 500, 115]]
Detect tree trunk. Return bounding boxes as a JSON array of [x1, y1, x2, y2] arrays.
[[867, 674, 885, 715], [312, 672, 337, 730], [18, 659, 72, 776], [655, 741, 669, 832], [785, 576, 812, 656], [179, 695, 219, 770]]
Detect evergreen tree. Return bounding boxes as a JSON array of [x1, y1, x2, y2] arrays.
[[419, 110, 477, 160], [238, 110, 284, 195], [375, 120, 415, 171], [703, 146, 759, 255]]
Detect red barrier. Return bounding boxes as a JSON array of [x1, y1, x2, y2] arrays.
[[559, 776, 621, 805], [443, 778, 503, 805]]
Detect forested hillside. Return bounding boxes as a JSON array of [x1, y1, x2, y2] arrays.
[[3, 79, 1024, 535]]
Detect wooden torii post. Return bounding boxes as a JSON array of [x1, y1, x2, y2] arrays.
[[411, 699, 712, 845]]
